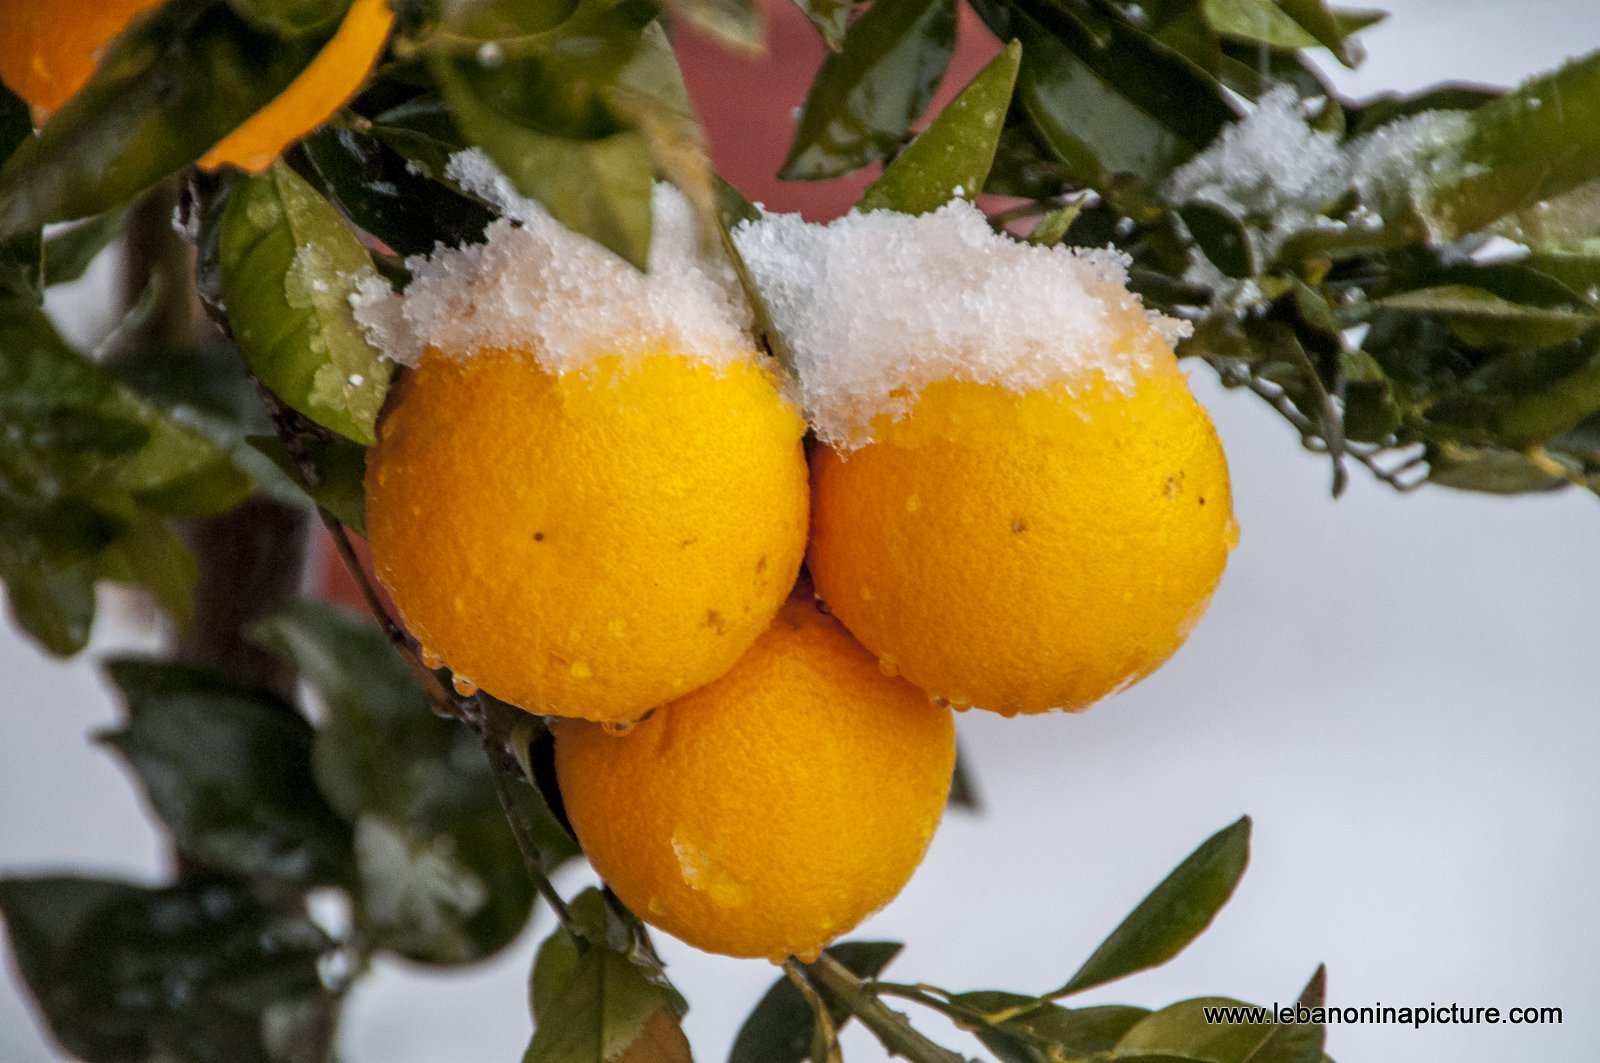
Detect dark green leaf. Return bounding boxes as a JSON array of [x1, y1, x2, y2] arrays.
[[948, 739, 981, 811], [252, 600, 558, 963], [103, 657, 354, 885], [0, 0, 332, 235], [860, 41, 1022, 215], [3, 561, 96, 656], [729, 941, 902, 1063], [0, 81, 28, 164], [1426, 442, 1567, 494], [219, 162, 392, 444], [945, 991, 1150, 1062], [1116, 997, 1273, 1062], [1181, 202, 1258, 278], [1012, 4, 1235, 188], [524, 947, 681, 1063], [780, 0, 958, 180], [1380, 285, 1597, 348], [792, 0, 851, 51], [1241, 966, 1326, 1063], [303, 126, 495, 256], [0, 876, 334, 1063], [247, 433, 370, 533], [1347, 82, 1500, 138], [1275, 0, 1362, 65], [1055, 817, 1251, 996], [94, 515, 199, 628], [41, 210, 127, 287]]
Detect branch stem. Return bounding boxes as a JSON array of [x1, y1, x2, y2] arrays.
[[805, 953, 973, 1063]]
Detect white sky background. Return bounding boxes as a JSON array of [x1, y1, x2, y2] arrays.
[[3, 1, 1599, 1060]]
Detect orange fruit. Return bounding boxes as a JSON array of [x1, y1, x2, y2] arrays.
[[554, 594, 955, 960], [0, 0, 162, 119], [364, 347, 809, 723]]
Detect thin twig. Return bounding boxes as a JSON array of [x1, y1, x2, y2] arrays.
[[805, 953, 974, 1063], [785, 960, 844, 1063], [481, 733, 580, 936]]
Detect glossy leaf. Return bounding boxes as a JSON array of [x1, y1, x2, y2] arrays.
[[219, 162, 391, 444], [665, 0, 765, 52], [1012, 5, 1235, 188], [860, 41, 1022, 215], [1054, 817, 1251, 996], [1203, 0, 1321, 51], [0, 0, 331, 236], [781, 0, 958, 180], [302, 126, 495, 256], [729, 941, 903, 1063], [1181, 202, 1257, 278], [0, 875, 333, 1063], [252, 599, 560, 963], [102, 658, 354, 885], [524, 947, 683, 1063]]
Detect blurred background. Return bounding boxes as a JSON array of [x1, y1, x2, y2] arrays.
[[4, 0, 1599, 1059]]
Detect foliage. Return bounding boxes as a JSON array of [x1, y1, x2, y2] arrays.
[[1, 0, 1597, 1059]]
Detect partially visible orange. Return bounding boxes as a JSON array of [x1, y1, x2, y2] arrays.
[[0, 0, 162, 120]]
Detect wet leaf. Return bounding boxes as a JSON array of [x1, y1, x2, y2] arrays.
[[302, 126, 495, 256], [219, 162, 392, 445], [102, 658, 355, 885], [0, 875, 334, 1063], [729, 941, 902, 1063], [781, 0, 957, 180], [1053, 817, 1251, 996], [0, 0, 332, 236], [252, 599, 560, 963], [860, 41, 1022, 215]]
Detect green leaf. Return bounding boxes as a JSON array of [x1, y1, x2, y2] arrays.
[[0, 0, 332, 236], [252, 599, 559, 963], [1379, 285, 1597, 348], [792, 0, 851, 51], [1116, 997, 1273, 1062], [2, 561, 96, 656], [1240, 966, 1326, 1063], [1055, 817, 1251, 997], [1180, 202, 1258, 278], [860, 41, 1022, 215], [94, 515, 199, 628], [1203, 0, 1321, 51], [247, 432, 369, 533], [524, 947, 683, 1063], [945, 992, 1150, 1062], [729, 941, 903, 1063], [303, 126, 495, 257], [103, 658, 354, 885], [1012, 4, 1235, 188], [1275, 0, 1362, 65], [0, 876, 334, 1063], [780, 0, 958, 180], [41, 210, 128, 287], [219, 162, 392, 445], [1425, 51, 1600, 239], [1426, 442, 1567, 494]]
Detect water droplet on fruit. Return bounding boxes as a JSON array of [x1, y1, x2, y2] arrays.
[[858, 585, 874, 601], [794, 946, 821, 963], [421, 648, 443, 669], [878, 654, 900, 677], [570, 660, 592, 679], [601, 719, 636, 736], [905, 493, 921, 513], [1224, 515, 1241, 549], [451, 675, 478, 696]]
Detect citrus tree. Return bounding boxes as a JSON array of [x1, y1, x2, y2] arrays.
[[1, 0, 1597, 1061]]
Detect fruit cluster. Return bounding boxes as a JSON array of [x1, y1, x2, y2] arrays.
[[360, 183, 1236, 961]]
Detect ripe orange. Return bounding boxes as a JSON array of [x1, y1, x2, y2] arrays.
[[364, 346, 809, 723], [554, 594, 956, 960], [809, 337, 1236, 715], [0, 0, 161, 119]]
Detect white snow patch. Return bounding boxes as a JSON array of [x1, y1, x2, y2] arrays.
[[731, 199, 1188, 450], [352, 149, 756, 373], [1348, 109, 1478, 237]]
